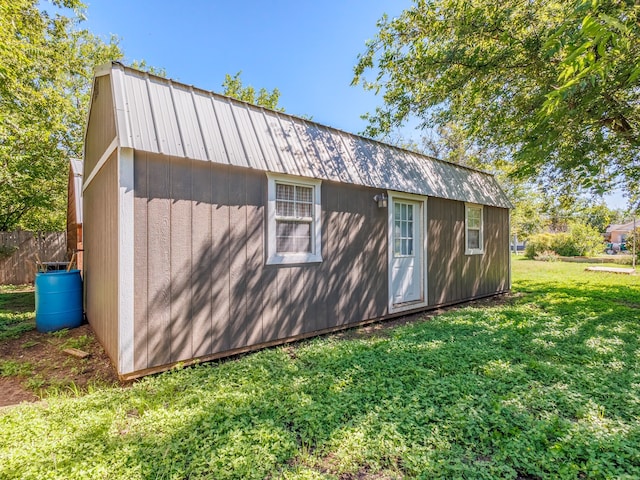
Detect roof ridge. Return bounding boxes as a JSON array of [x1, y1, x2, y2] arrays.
[[101, 62, 512, 208], [110, 61, 496, 178]]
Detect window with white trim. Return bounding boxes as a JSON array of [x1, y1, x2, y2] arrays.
[[266, 173, 322, 265], [465, 203, 484, 255]]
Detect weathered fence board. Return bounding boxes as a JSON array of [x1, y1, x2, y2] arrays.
[[0, 232, 67, 285]]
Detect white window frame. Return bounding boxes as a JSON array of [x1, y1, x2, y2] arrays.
[[465, 203, 484, 255], [266, 173, 322, 265]]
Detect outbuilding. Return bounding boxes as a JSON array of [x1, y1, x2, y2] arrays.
[[67, 158, 84, 271], [83, 63, 512, 379]]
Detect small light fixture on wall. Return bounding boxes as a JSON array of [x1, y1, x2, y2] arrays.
[[373, 192, 388, 208]]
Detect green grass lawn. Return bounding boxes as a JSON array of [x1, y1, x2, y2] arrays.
[[0, 285, 35, 341], [1, 259, 639, 479]]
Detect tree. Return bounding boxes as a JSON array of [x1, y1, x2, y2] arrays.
[[419, 122, 546, 242], [573, 199, 622, 232], [353, 0, 640, 207], [221, 72, 283, 111], [129, 59, 166, 78], [626, 226, 640, 262], [0, 0, 123, 231]]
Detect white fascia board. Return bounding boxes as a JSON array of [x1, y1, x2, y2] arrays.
[[111, 64, 133, 148]]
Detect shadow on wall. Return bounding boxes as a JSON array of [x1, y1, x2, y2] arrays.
[[132, 154, 388, 373], [427, 198, 509, 306]]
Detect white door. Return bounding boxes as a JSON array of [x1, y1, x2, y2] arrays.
[[390, 199, 422, 305]]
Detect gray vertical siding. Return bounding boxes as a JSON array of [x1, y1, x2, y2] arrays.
[[169, 157, 193, 363], [133, 153, 390, 372], [133, 153, 148, 372], [131, 154, 509, 374], [84, 75, 116, 177], [190, 160, 214, 358], [427, 197, 510, 305], [84, 150, 119, 366]]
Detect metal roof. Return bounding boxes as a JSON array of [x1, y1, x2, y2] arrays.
[[100, 62, 511, 208], [606, 221, 636, 233]]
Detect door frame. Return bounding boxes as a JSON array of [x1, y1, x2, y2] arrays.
[[387, 191, 428, 314]]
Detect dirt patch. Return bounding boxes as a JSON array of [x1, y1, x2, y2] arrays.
[[310, 452, 402, 479], [0, 324, 124, 408], [0, 376, 38, 406]]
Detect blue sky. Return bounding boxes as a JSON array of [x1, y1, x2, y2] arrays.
[[81, 0, 412, 135], [79, 0, 626, 209]]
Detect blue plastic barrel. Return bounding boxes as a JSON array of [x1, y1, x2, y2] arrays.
[[35, 270, 83, 333]]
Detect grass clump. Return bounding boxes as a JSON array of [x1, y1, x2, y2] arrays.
[[60, 334, 92, 351], [0, 286, 35, 340], [0, 359, 34, 377], [0, 259, 639, 479]]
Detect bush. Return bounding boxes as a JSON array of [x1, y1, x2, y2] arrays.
[[565, 222, 605, 256], [533, 250, 560, 262], [524, 233, 555, 259], [525, 223, 604, 259], [550, 232, 574, 256]]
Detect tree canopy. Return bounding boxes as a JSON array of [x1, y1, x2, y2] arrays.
[[353, 0, 640, 207], [0, 0, 122, 231], [0, 1, 281, 232], [221, 71, 283, 111]]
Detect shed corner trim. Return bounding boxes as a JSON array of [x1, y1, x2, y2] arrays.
[[118, 146, 135, 374]]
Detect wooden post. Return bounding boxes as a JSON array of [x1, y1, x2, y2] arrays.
[[633, 216, 636, 271]]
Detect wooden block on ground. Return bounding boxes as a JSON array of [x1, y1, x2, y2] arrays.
[[63, 348, 90, 359]]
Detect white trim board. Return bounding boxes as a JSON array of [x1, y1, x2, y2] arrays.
[[83, 138, 118, 192], [118, 147, 135, 374], [387, 191, 429, 314], [464, 202, 485, 255], [265, 172, 323, 265]]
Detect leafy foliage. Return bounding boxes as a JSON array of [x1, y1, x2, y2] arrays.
[[0, 0, 123, 231], [0, 286, 34, 340], [525, 233, 557, 259], [624, 226, 640, 261], [221, 71, 283, 111], [575, 200, 626, 233], [0, 359, 34, 377], [525, 222, 604, 258], [353, 0, 640, 206], [1, 260, 640, 478]]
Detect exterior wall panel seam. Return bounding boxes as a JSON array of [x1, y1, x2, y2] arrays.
[[144, 76, 162, 154], [168, 81, 187, 158], [189, 86, 211, 161]]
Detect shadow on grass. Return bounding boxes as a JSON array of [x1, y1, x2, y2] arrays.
[[2, 277, 640, 479]]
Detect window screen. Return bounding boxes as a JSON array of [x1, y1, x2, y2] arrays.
[[275, 183, 313, 254]]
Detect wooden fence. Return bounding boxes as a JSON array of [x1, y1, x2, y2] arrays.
[[0, 231, 67, 285]]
